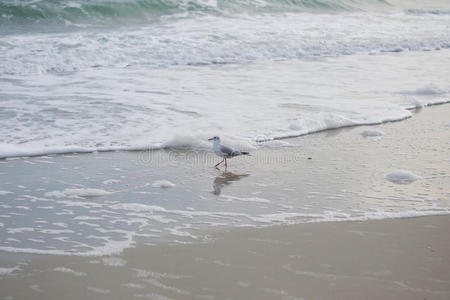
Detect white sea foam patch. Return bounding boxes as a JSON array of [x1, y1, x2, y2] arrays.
[[45, 188, 111, 198], [123, 283, 145, 289], [0, 266, 21, 276], [0, 144, 97, 159], [7, 227, 34, 234], [151, 180, 175, 189], [220, 195, 271, 203], [87, 287, 111, 294], [0, 233, 135, 257], [103, 179, 122, 185], [53, 267, 86, 277], [102, 257, 127, 267], [385, 170, 421, 184], [0, 191, 13, 195], [162, 134, 211, 150]]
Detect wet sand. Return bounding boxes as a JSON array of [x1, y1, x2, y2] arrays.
[[1, 217, 450, 300], [1, 105, 450, 299]]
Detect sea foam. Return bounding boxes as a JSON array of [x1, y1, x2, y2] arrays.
[[0, 1, 450, 159], [45, 188, 111, 198], [151, 180, 176, 189], [385, 170, 421, 184]]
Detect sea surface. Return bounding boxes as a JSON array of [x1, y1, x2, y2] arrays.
[[0, 0, 450, 258], [1, 0, 450, 157]]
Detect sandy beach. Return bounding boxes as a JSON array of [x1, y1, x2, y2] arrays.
[[1, 103, 449, 299], [2, 216, 450, 300], [2, 0, 450, 298]]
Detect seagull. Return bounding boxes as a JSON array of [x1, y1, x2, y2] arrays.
[[208, 136, 250, 168]]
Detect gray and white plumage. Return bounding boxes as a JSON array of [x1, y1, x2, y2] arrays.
[[208, 136, 250, 167]]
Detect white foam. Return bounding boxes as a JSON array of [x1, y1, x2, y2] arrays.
[[123, 283, 145, 289], [102, 257, 127, 267], [0, 231, 134, 257], [7, 227, 34, 234], [87, 287, 111, 294], [220, 194, 271, 203], [103, 179, 122, 185], [162, 134, 209, 150], [0, 266, 20, 276], [0, 191, 13, 195], [0, 8, 449, 160], [53, 267, 86, 277], [151, 180, 175, 189], [45, 188, 110, 198], [250, 212, 322, 223], [73, 216, 104, 221], [1, 196, 449, 258], [39, 229, 74, 234], [59, 200, 102, 208], [385, 170, 421, 184]]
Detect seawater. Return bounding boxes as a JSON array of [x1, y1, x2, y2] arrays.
[[0, 0, 449, 158]]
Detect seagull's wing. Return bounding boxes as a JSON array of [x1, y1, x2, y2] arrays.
[[219, 144, 234, 156], [222, 145, 248, 157]]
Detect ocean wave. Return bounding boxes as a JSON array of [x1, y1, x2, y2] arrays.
[[0, 0, 389, 30], [405, 9, 450, 15], [1, 10, 449, 75], [1, 100, 449, 159]]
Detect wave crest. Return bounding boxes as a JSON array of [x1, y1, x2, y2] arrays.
[[0, 0, 389, 30]]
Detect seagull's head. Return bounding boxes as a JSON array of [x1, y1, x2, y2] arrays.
[[208, 136, 220, 142]]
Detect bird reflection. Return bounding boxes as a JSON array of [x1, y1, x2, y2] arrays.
[[212, 171, 249, 195]]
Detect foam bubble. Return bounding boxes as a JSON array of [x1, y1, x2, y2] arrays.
[[385, 170, 421, 184], [151, 180, 176, 189]]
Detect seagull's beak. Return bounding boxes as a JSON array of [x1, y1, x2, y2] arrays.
[[208, 137, 214, 141]]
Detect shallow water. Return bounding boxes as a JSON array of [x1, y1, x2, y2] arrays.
[[1, 104, 449, 257]]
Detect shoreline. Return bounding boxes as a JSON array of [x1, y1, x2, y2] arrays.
[[1, 103, 449, 299], [1, 100, 449, 161]]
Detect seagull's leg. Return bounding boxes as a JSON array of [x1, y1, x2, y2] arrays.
[[225, 158, 227, 167], [215, 159, 224, 167]]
